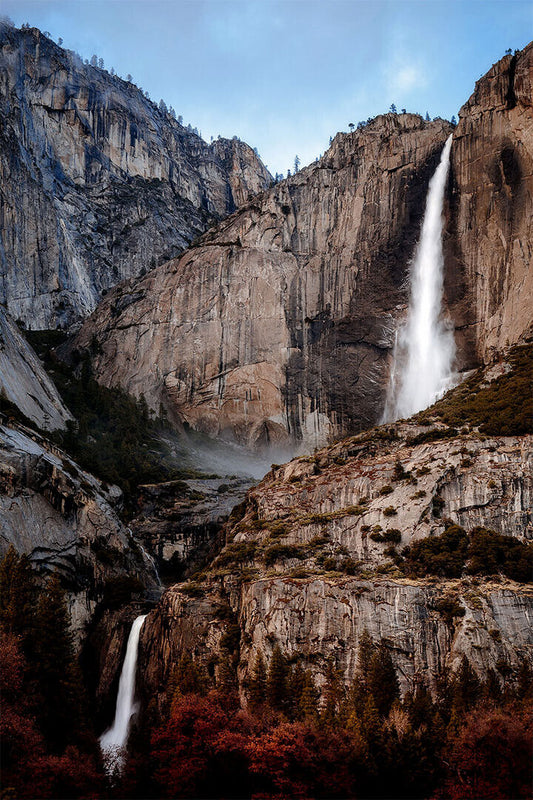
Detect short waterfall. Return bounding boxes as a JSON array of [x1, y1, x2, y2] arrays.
[[383, 135, 455, 421], [100, 614, 147, 766]]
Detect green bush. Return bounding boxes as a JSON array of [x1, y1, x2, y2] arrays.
[[215, 542, 257, 568], [401, 524, 532, 582], [384, 529, 402, 543], [263, 544, 306, 567], [467, 528, 533, 582], [403, 525, 469, 578]]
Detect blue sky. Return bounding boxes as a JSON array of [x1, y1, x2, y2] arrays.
[[2, 0, 532, 174]]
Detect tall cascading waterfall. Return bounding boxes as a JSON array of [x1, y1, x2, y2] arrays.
[[100, 614, 147, 767], [383, 135, 455, 421]]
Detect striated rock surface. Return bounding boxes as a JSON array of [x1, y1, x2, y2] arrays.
[[137, 348, 533, 705], [78, 43, 532, 450], [0, 421, 158, 637], [78, 113, 453, 448], [0, 306, 72, 430], [0, 23, 271, 329], [139, 576, 532, 705], [448, 42, 533, 362]]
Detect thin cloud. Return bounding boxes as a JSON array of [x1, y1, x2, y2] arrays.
[[392, 63, 428, 93]]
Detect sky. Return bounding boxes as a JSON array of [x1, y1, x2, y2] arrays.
[[2, 0, 532, 175]]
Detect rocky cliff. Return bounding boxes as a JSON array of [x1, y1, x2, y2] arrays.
[[77, 42, 532, 451], [0, 23, 271, 329], [77, 113, 453, 449], [0, 305, 72, 429], [136, 345, 533, 706], [0, 420, 158, 638], [448, 42, 533, 362]]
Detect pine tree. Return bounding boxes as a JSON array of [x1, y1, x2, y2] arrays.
[[266, 645, 287, 711], [248, 651, 267, 711], [217, 655, 238, 695], [516, 658, 533, 700], [320, 656, 344, 726], [368, 643, 399, 717], [0, 547, 37, 638], [482, 668, 502, 704], [168, 653, 205, 702], [34, 574, 86, 751], [287, 660, 305, 718], [298, 669, 319, 722], [357, 628, 375, 683], [451, 655, 481, 715]]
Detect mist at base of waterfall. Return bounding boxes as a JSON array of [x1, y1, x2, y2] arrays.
[[383, 135, 456, 422]]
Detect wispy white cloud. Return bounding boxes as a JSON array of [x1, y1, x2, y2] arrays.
[[391, 62, 428, 93]]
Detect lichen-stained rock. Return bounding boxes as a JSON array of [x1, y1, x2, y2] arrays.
[[138, 587, 228, 699], [76, 113, 453, 448], [0, 24, 271, 329], [234, 578, 533, 694], [0, 306, 72, 430], [229, 430, 532, 575], [136, 373, 533, 703], [0, 422, 156, 638], [448, 42, 533, 362]]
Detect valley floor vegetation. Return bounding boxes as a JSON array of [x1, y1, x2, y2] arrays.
[[1, 547, 532, 800]]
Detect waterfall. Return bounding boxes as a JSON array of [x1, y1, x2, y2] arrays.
[[383, 135, 455, 421], [100, 614, 147, 766]]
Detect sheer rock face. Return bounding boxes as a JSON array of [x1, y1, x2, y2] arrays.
[[0, 423, 157, 638], [0, 24, 271, 329], [78, 44, 533, 451], [447, 42, 533, 362], [137, 428, 533, 702], [0, 307, 72, 430], [138, 577, 533, 704], [77, 114, 453, 449]]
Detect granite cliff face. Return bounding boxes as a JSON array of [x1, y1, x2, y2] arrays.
[[136, 355, 533, 706], [0, 23, 271, 329], [0, 306, 72, 430], [0, 421, 158, 638], [77, 43, 532, 450], [78, 114, 453, 449], [448, 42, 533, 363]]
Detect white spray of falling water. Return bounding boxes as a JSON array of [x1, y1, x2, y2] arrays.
[[100, 614, 147, 767], [384, 135, 455, 421]]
